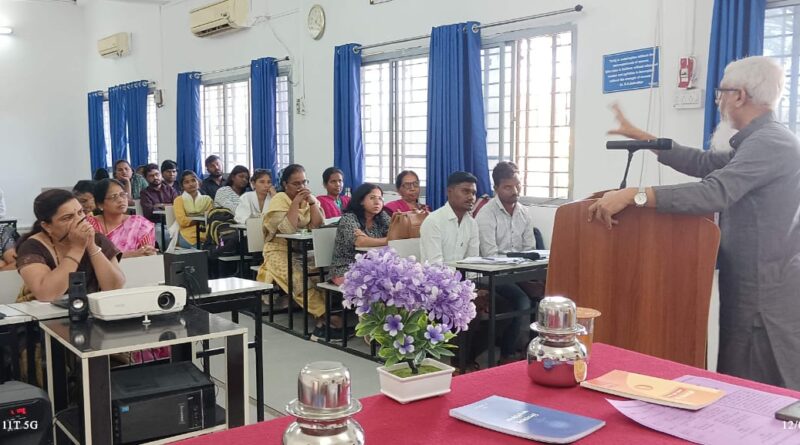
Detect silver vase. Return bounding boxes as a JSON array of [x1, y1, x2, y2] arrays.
[[283, 361, 365, 445], [527, 296, 588, 387]]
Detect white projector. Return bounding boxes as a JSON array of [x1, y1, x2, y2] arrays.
[[88, 285, 187, 321]]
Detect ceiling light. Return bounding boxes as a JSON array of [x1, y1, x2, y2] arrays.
[[0, 27, 13, 35]]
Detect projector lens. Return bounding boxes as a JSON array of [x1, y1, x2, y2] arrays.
[[158, 292, 176, 310]]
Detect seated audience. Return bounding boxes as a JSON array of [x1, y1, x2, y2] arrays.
[[93, 168, 109, 181], [140, 164, 178, 222], [214, 165, 250, 212], [384, 170, 430, 215], [420, 171, 479, 263], [330, 183, 391, 283], [161, 159, 180, 194], [200, 155, 225, 199], [87, 179, 156, 258], [172, 171, 213, 249], [72, 180, 97, 216], [476, 161, 537, 364], [0, 222, 18, 271], [316, 167, 350, 218], [256, 164, 348, 339], [235, 169, 276, 224], [420, 172, 511, 369], [16, 189, 125, 302], [113, 159, 148, 201], [140, 163, 178, 249]]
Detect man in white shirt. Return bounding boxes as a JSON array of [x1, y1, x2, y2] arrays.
[[420, 172, 479, 263], [475, 161, 537, 364]]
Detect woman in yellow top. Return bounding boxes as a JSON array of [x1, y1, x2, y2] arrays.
[[172, 171, 213, 249], [257, 164, 349, 339]]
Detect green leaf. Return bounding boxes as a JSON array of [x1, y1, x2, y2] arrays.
[[429, 349, 441, 359], [414, 350, 426, 365], [378, 347, 393, 359], [384, 356, 399, 368], [437, 349, 455, 357], [407, 310, 424, 326], [405, 324, 421, 334]]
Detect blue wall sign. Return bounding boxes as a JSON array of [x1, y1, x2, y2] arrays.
[[603, 47, 660, 93]]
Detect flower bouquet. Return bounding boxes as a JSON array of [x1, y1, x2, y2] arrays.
[[342, 247, 476, 401]]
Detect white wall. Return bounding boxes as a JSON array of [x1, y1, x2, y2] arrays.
[[4, 0, 716, 232], [0, 0, 88, 225]]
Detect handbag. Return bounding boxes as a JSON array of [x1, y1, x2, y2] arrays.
[[387, 209, 429, 241]]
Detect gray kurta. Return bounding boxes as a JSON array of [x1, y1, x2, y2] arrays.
[[652, 111, 800, 390]]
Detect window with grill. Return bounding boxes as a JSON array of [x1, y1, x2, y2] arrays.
[[200, 74, 293, 173], [361, 56, 429, 186], [360, 28, 575, 199], [765, 4, 799, 133], [101, 92, 159, 168], [200, 80, 251, 171]]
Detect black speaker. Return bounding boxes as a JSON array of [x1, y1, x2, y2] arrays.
[[68, 271, 89, 323]]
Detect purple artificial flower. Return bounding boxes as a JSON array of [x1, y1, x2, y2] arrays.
[[383, 314, 404, 336], [424, 324, 446, 344], [393, 335, 415, 355]]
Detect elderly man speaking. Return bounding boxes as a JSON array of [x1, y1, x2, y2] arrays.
[[589, 56, 800, 390]]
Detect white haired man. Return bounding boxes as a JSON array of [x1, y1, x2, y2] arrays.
[[589, 56, 800, 390]]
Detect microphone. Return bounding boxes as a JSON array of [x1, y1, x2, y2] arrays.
[[606, 138, 674, 151]]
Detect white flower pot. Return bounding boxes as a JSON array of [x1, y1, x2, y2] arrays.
[[377, 358, 455, 404]]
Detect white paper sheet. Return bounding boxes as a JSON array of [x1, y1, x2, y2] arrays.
[[608, 375, 800, 445]]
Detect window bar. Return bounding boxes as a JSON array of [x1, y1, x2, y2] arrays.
[[789, 6, 800, 133], [549, 34, 559, 197], [498, 43, 507, 163], [513, 40, 524, 188], [390, 60, 398, 184], [523, 38, 533, 191]]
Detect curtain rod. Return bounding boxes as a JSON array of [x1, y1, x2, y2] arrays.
[[201, 56, 291, 77], [354, 5, 583, 53]]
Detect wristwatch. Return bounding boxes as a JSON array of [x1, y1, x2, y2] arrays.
[[634, 188, 648, 207]]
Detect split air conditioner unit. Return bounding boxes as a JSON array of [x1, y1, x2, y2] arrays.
[[97, 32, 130, 58], [190, 0, 249, 37]]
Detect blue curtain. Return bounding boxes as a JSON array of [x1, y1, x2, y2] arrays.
[[87, 91, 107, 175], [333, 43, 365, 191], [108, 85, 127, 163], [125, 80, 150, 168], [177, 72, 203, 174], [251, 57, 278, 176], [425, 22, 491, 210], [703, 0, 766, 148]]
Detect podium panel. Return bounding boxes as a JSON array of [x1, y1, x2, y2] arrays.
[[545, 200, 720, 367]]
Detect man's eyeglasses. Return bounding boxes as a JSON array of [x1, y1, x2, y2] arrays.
[[288, 180, 310, 188], [714, 88, 740, 101], [401, 181, 420, 190], [105, 191, 129, 202]]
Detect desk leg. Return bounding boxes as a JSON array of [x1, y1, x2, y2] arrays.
[[202, 339, 210, 375], [26, 322, 36, 384], [170, 343, 193, 362], [160, 214, 167, 252], [226, 334, 246, 427], [254, 294, 264, 422], [195, 222, 201, 250], [45, 332, 66, 444], [286, 240, 294, 331], [237, 229, 246, 278], [302, 244, 309, 337], [82, 356, 112, 445], [488, 274, 496, 368]]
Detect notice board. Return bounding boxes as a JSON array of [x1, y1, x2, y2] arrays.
[[603, 47, 660, 93]]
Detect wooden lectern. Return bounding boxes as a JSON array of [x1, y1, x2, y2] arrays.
[[545, 200, 720, 368]]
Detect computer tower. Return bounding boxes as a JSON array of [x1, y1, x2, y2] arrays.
[[110, 362, 216, 444]]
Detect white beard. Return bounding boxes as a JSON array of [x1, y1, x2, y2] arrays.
[[710, 119, 738, 152]]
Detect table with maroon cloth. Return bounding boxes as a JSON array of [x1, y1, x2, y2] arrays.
[[178, 343, 800, 444]]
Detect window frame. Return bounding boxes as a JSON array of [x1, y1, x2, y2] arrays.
[[199, 66, 293, 173], [360, 24, 577, 205]]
